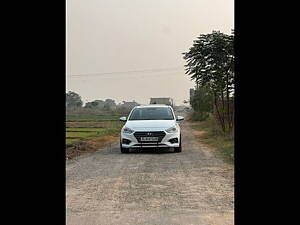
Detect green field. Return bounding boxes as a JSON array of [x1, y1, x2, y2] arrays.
[[66, 127, 105, 132], [66, 138, 82, 145], [66, 114, 121, 121], [66, 131, 99, 138], [66, 115, 123, 146]]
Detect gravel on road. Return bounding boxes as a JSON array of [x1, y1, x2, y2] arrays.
[[66, 121, 234, 225]]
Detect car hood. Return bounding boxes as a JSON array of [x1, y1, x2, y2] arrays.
[[125, 120, 176, 131]]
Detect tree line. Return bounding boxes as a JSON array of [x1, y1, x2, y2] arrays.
[[183, 30, 234, 134], [66, 91, 139, 113]]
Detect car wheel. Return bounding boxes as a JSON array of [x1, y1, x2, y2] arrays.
[[120, 142, 129, 153], [174, 135, 182, 153]]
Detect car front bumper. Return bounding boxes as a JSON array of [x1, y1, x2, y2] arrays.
[[121, 131, 180, 148]]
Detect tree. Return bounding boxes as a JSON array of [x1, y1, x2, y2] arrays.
[[183, 30, 234, 133], [190, 85, 213, 121], [103, 99, 116, 111], [84, 100, 105, 109], [66, 91, 83, 110]]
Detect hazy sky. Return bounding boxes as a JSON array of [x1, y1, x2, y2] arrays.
[[66, 0, 234, 105]]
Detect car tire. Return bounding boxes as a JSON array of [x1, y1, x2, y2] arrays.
[[174, 135, 182, 153], [120, 142, 129, 153]]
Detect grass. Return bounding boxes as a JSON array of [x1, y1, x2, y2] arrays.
[[66, 114, 121, 121], [190, 115, 234, 164], [66, 120, 122, 128], [65, 114, 125, 159], [65, 118, 124, 148], [66, 127, 121, 139], [66, 138, 81, 145], [66, 132, 99, 138], [66, 127, 106, 132]]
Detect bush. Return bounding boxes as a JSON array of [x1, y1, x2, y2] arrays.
[[190, 111, 210, 121]]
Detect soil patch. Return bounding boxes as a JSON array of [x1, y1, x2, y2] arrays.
[[66, 136, 118, 160], [193, 130, 206, 137]]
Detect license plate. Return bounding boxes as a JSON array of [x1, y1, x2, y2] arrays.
[[140, 137, 158, 142]]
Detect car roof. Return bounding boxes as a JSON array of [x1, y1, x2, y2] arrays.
[[134, 104, 171, 108]]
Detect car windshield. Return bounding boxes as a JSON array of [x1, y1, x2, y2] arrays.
[[129, 107, 174, 120]]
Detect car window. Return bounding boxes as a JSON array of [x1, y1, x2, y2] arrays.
[[129, 107, 174, 120]]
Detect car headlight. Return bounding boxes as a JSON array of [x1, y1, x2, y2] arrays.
[[123, 127, 134, 134], [165, 126, 178, 133]]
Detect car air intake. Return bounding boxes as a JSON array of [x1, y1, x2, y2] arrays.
[[133, 131, 166, 143], [169, 138, 178, 144], [122, 139, 131, 144]]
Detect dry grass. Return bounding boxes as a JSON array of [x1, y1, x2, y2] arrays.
[[66, 136, 118, 159], [189, 115, 234, 164]]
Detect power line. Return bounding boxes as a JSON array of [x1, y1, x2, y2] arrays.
[[67, 66, 183, 77], [68, 71, 184, 80]]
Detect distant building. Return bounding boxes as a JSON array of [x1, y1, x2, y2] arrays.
[[122, 101, 139, 109], [150, 97, 174, 107], [117, 101, 140, 110]]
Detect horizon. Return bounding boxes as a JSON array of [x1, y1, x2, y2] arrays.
[[66, 0, 234, 105], [66, 90, 190, 106]]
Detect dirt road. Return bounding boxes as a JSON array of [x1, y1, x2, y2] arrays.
[[66, 121, 234, 225]]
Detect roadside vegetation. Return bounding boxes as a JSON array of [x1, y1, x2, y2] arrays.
[[183, 30, 234, 164], [189, 114, 234, 164], [65, 92, 135, 159], [66, 114, 120, 121], [66, 118, 124, 159], [66, 122, 122, 145]]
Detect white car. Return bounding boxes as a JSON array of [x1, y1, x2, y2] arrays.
[[119, 105, 184, 153]]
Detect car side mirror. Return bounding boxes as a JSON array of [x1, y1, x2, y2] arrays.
[[176, 116, 184, 121], [120, 116, 127, 122]]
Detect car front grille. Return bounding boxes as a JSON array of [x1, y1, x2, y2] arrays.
[[133, 143, 167, 147], [133, 131, 166, 143]]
